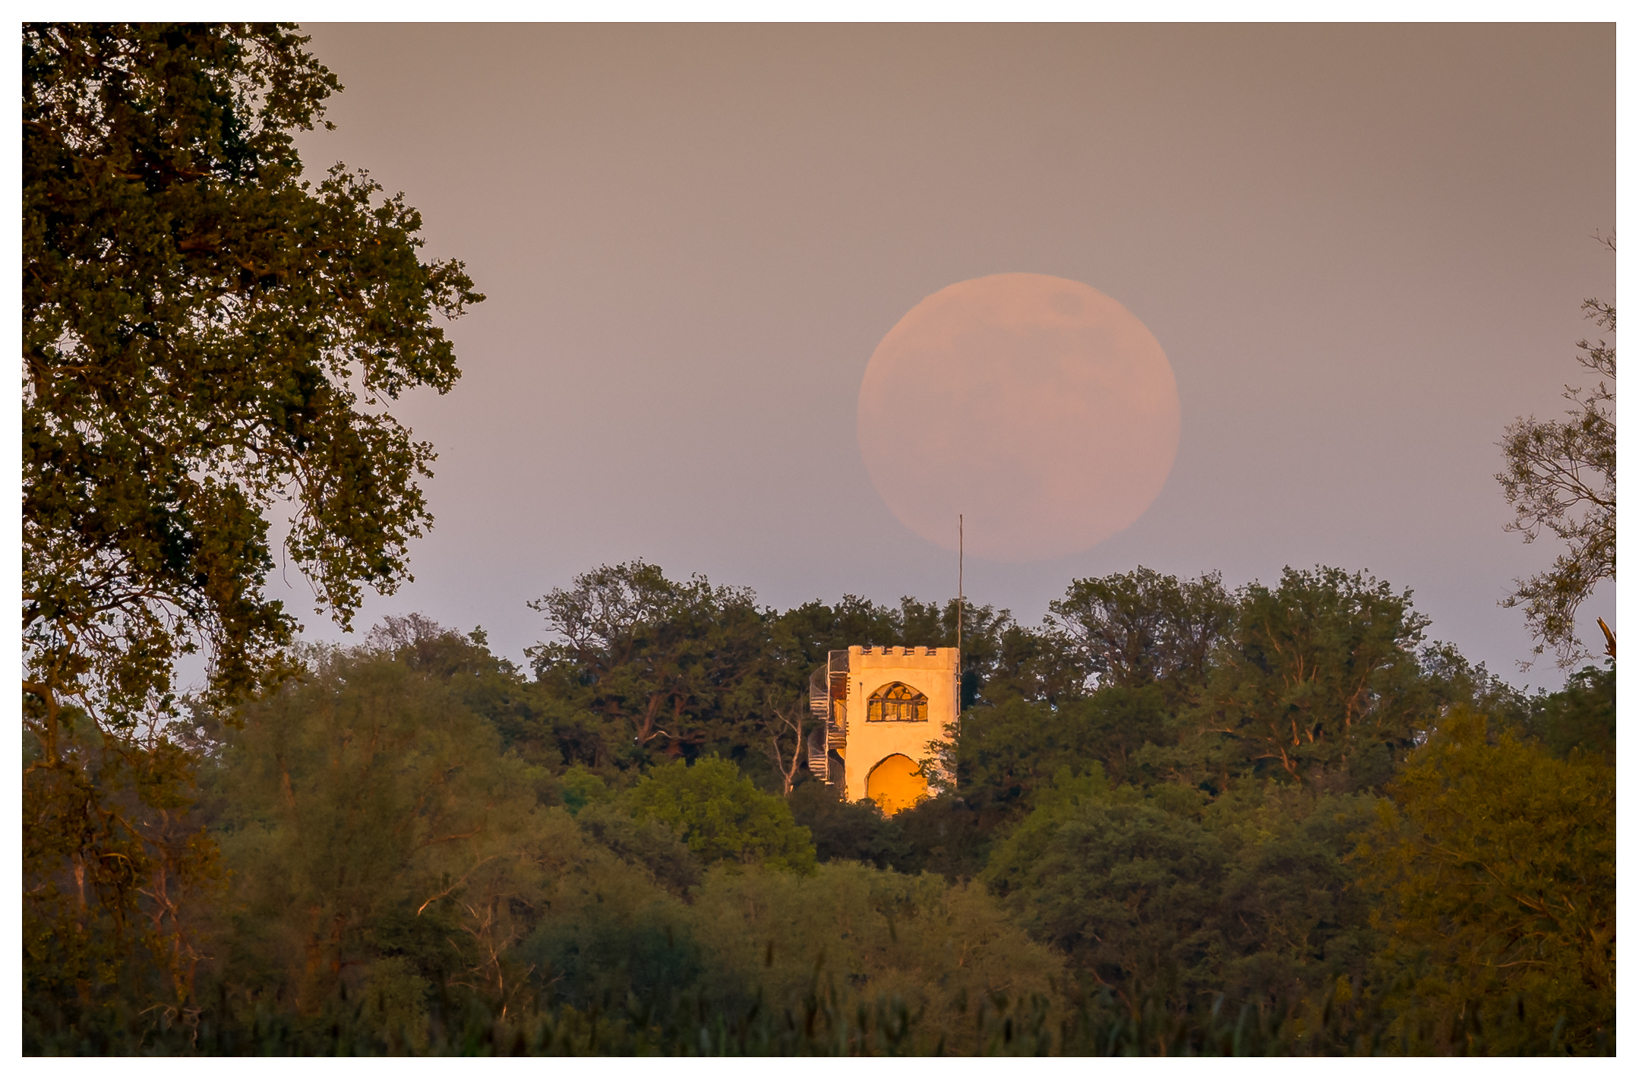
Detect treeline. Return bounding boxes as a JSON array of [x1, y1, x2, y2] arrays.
[[23, 562, 1615, 1055]]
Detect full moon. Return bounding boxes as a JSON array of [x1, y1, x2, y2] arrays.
[[857, 273, 1180, 562]]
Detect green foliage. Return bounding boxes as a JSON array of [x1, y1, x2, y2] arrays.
[[788, 781, 911, 869], [22, 25, 479, 1034], [559, 765, 616, 816], [23, 24, 481, 726], [1183, 566, 1431, 789], [1206, 788, 1381, 1003], [205, 645, 554, 1019], [516, 852, 702, 1015], [948, 697, 1065, 817], [980, 765, 1113, 896], [367, 613, 625, 775], [986, 770, 1380, 1014], [1416, 641, 1534, 731], [1046, 566, 1234, 696], [987, 786, 1228, 1001], [524, 564, 1046, 771], [571, 800, 703, 895], [1528, 663, 1615, 762], [25, 551, 1617, 1055], [879, 794, 994, 881], [954, 686, 1167, 815], [527, 561, 772, 758], [23, 715, 221, 1044], [776, 592, 1027, 708], [682, 862, 1067, 1053], [627, 757, 817, 874], [524, 564, 1067, 781], [362, 956, 432, 1054], [1353, 708, 1615, 1053]]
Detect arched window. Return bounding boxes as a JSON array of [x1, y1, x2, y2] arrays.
[[866, 682, 928, 723]]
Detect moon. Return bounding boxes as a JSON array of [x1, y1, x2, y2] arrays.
[[856, 273, 1179, 562]]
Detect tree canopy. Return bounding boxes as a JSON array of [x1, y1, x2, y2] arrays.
[[1353, 708, 1614, 1052], [23, 23, 482, 733], [24, 567, 1616, 1053], [1497, 243, 1616, 667], [628, 756, 817, 874]]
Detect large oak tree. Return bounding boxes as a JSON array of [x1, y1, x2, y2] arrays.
[[22, 22, 480, 1022]]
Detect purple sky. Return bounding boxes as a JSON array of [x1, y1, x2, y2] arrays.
[[279, 23, 1614, 685]]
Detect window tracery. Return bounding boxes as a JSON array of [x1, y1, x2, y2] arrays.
[[866, 681, 928, 723]]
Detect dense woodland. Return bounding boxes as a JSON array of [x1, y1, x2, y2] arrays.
[[24, 561, 1616, 1054]]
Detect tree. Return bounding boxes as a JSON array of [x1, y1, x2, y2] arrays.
[[526, 562, 770, 756], [1527, 663, 1615, 763], [682, 862, 1067, 1053], [1497, 243, 1615, 668], [191, 636, 724, 1045], [363, 614, 600, 772], [786, 781, 910, 869], [1046, 568, 1234, 697], [1184, 567, 1431, 789], [627, 757, 817, 874], [206, 645, 552, 1021], [985, 770, 1379, 1017], [985, 787, 1230, 1007], [1353, 708, 1615, 1053], [22, 22, 480, 1034], [22, 710, 222, 1042], [768, 594, 904, 677], [944, 690, 1165, 817], [761, 699, 809, 797], [24, 24, 481, 731], [773, 594, 1028, 709]]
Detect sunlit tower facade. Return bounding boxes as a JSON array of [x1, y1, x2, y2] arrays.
[[806, 645, 958, 814]]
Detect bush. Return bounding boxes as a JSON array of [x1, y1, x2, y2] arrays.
[[628, 756, 817, 874]]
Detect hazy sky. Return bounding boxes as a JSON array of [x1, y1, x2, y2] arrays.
[[281, 23, 1614, 684]]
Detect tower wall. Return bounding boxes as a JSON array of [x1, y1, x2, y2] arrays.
[[837, 645, 959, 807]]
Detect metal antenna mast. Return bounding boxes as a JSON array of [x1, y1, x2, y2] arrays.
[[957, 514, 963, 656]]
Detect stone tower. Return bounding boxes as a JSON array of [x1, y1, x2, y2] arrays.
[[807, 645, 958, 814]]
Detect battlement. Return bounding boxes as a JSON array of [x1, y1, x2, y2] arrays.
[[851, 644, 957, 668], [856, 645, 948, 658]]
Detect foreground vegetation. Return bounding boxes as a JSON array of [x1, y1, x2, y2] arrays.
[[24, 563, 1615, 1055]]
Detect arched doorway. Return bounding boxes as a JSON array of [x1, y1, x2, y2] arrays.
[[866, 754, 927, 815]]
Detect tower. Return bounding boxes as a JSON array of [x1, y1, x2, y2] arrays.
[[807, 645, 958, 814]]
